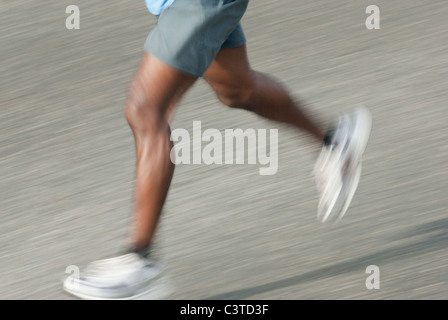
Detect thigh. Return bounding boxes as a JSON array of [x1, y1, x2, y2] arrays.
[[203, 44, 255, 100], [127, 52, 196, 123]]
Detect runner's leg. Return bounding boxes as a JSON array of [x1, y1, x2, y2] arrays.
[[203, 45, 326, 144], [125, 52, 196, 252]]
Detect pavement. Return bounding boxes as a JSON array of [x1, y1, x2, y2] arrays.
[[1, 0, 447, 300]]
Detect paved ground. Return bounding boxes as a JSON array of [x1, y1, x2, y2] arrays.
[[1, 0, 447, 300]]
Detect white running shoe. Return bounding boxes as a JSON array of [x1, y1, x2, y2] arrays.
[[63, 253, 173, 300], [314, 106, 372, 222]]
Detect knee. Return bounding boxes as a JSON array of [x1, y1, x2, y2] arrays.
[[215, 85, 256, 111], [125, 85, 165, 132]]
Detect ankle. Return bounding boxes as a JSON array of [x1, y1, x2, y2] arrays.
[[323, 127, 335, 146], [128, 244, 151, 259]]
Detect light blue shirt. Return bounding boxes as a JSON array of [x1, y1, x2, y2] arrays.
[[145, 0, 176, 16]]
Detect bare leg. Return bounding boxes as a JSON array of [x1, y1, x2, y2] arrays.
[[127, 45, 324, 251], [203, 45, 325, 144], [125, 53, 196, 251]]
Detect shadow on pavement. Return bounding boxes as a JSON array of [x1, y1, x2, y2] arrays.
[[204, 218, 448, 299]]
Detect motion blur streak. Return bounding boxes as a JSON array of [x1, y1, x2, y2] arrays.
[[0, 1, 447, 299]]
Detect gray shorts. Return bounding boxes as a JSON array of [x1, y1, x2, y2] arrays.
[[144, 0, 249, 77]]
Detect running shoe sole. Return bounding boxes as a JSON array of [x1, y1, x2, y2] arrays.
[[63, 274, 174, 300]]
